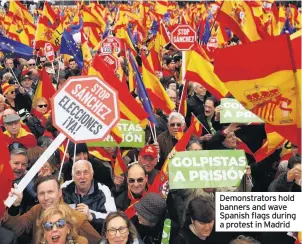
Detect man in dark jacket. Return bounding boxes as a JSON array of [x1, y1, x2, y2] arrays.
[[0, 58, 21, 81], [64, 58, 81, 79], [156, 112, 186, 170], [62, 160, 116, 233], [114, 164, 148, 211], [185, 82, 207, 126]]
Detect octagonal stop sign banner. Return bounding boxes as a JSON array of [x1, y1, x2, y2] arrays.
[[52, 76, 120, 143], [170, 25, 196, 51]]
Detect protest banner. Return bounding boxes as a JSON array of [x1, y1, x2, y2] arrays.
[[5, 75, 120, 208], [52, 75, 120, 143], [87, 119, 145, 148], [220, 98, 264, 123], [169, 150, 247, 189]]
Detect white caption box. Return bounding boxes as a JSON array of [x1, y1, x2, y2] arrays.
[[216, 192, 302, 232]]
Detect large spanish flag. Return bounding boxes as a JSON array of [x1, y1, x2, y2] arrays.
[[214, 33, 300, 150], [89, 55, 149, 126], [215, 0, 262, 43], [185, 43, 229, 99], [141, 53, 175, 114]]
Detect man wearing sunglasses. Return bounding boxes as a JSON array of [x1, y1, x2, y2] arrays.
[[2, 175, 101, 244], [62, 160, 116, 234], [114, 164, 148, 211], [156, 112, 186, 170]]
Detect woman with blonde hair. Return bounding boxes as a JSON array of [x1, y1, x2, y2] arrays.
[[36, 204, 88, 244], [100, 211, 143, 244], [27, 97, 49, 138]]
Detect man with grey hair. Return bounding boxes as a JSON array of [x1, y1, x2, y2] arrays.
[[61, 160, 116, 233], [8, 148, 37, 217], [186, 82, 207, 126], [155, 112, 186, 170]]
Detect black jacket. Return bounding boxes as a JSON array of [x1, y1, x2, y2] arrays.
[[185, 95, 205, 127], [62, 179, 116, 233], [26, 115, 45, 139], [64, 68, 81, 79]]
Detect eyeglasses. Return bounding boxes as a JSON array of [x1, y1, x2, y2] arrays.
[[107, 226, 128, 236], [9, 90, 16, 94], [40, 60, 46, 63], [37, 104, 48, 108], [128, 177, 144, 184], [43, 219, 66, 231], [169, 123, 182, 127], [28, 63, 36, 66]]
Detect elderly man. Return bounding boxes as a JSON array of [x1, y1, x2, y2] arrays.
[[62, 160, 116, 233], [114, 164, 148, 211], [186, 82, 207, 126], [20, 74, 34, 99], [0, 58, 21, 81], [3, 114, 37, 148], [138, 145, 159, 185], [2, 175, 101, 244], [156, 112, 186, 170]]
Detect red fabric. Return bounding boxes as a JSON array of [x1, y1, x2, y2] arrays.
[[0, 130, 15, 219], [4, 132, 37, 149]]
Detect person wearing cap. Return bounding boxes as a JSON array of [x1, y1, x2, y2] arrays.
[[3, 113, 37, 149], [138, 145, 159, 185], [20, 73, 34, 99], [132, 192, 170, 244], [114, 164, 148, 211], [2, 80, 32, 117]]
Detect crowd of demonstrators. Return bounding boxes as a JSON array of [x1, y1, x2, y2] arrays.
[[0, 2, 301, 244]]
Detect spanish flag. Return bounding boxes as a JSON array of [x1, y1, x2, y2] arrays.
[[0, 130, 15, 219], [32, 69, 56, 108], [114, 148, 128, 176], [215, 0, 262, 43], [149, 115, 202, 197], [141, 52, 175, 114], [214, 33, 301, 151], [89, 55, 149, 126], [185, 43, 229, 99]]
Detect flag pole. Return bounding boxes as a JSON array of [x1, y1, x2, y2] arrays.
[[58, 139, 70, 181], [178, 50, 186, 113]]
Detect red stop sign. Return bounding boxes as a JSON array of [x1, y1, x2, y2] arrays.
[[170, 25, 196, 51], [207, 36, 218, 52], [44, 43, 55, 62], [100, 54, 118, 72], [100, 36, 121, 54], [52, 76, 120, 143]]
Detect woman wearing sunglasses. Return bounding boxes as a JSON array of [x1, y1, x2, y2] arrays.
[[36, 204, 88, 244], [100, 211, 143, 244], [27, 97, 49, 139]]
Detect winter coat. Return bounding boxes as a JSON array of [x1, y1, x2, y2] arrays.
[[62, 180, 117, 233]]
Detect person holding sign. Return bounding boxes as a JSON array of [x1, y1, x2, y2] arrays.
[[2, 175, 101, 244]]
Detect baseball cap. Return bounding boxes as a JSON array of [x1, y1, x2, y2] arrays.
[[3, 114, 21, 124], [22, 75, 31, 81], [139, 145, 157, 158]]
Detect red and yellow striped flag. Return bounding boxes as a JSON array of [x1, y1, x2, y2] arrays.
[[214, 33, 300, 150], [215, 0, 262, 43], [185, 43, 229, 99], [114, 148, 128, 176]]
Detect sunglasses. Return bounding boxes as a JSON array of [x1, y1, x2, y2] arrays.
[[40, 60, 46, 63], [43, 219, 66, 231], [169, 123, 182, 127], [28, 63, 36, 66], [128, 177, 144, 184], [37, 104, 48, 108], [9, 90, 16, 94]]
